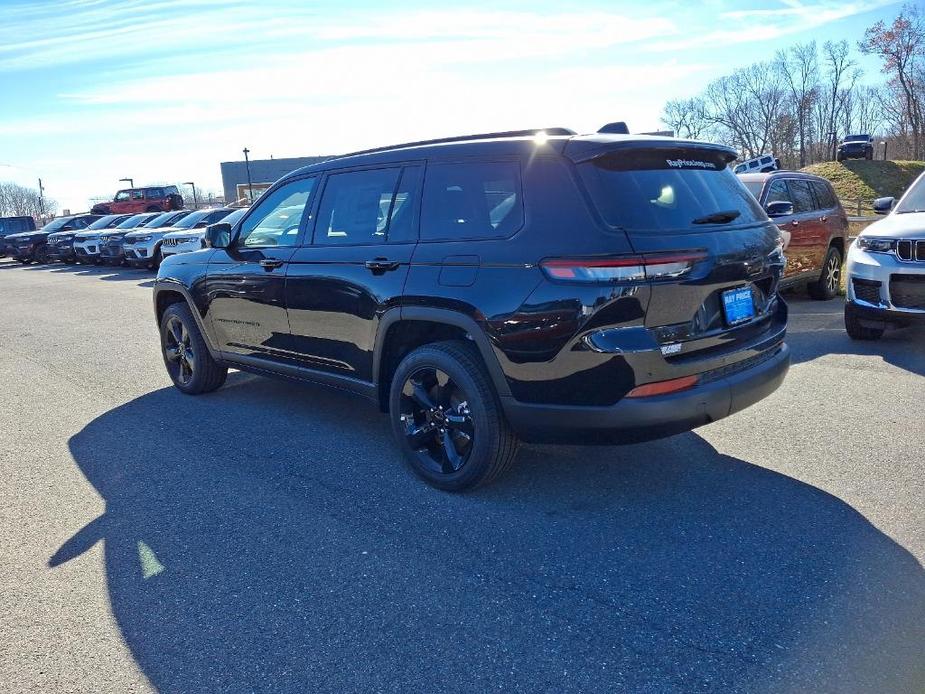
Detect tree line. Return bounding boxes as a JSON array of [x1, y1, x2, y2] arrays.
[[0, 181, 56, 220], [661, 3, 924, 167]]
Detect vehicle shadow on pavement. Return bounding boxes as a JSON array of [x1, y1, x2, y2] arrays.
[[49, 374, 925, 692], [785, 294, 925, 376]]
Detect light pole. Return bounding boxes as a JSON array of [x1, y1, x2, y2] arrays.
[[881, 141, 888, 161], [242, 147, 254, 202], [183, 181, 198, 209], [119, 177, 134, 188], [37, 178, 45, 218]]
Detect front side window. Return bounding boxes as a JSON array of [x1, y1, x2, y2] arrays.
[[115, 191, 130, 201], [787, 179, 815, 214], [765, 179, 792, 205], [314, 168, 401, 245], [238, 177, 316, 247], [421, 161, 522, 241]]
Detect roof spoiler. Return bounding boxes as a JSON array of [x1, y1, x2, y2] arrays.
[[564, 138, 738, 164], [597, 122, 630, 135]]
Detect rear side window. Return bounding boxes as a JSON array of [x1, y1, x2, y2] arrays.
[[810, 181, 837, 210], [787, 179, 815, 214], [421, 161, 523, 241], [578, 149, 765, 231], [314, 168, 401, 245]]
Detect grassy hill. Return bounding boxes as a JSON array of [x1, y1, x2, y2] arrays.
[[800, 160, 925, 215]]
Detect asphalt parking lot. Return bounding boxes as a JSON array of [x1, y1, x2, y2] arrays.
[[0, 258, 923, 693]]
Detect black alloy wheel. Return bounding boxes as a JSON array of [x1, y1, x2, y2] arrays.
[[159, 302, 228, 395], [389, 341, 518, 491], [34, 244, 49, 263], [163, 314, 196, 387], [399, 366, 475, 476]]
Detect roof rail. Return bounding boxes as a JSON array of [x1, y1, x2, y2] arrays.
[[338, 128, 577, 159]]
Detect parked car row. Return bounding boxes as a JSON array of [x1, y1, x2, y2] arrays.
[[1, 207, 242, 269]]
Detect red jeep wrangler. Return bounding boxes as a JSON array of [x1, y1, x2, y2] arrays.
[[92, 186, 184, 215]]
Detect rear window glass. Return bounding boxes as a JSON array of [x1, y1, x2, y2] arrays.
[[421, 161, 523, 241], [578, 149, 766, 231], [810, 181, 838, 209]]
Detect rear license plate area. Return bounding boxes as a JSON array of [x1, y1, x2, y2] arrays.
[[722, 286, 755, 326]]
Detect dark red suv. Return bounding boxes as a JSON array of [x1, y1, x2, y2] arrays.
[[92, 186, 184, 215], [739, 171, 848, 300]]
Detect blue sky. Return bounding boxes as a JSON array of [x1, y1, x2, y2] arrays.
[[0, 0, 902, 212]]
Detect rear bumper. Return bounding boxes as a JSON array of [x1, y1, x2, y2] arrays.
[[502, 342, 790, 444]]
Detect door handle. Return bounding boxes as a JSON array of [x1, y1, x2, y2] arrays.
[[790, 220, 799, 227], [365, 258, 400, 273], [259, 259, 285, 270], [820, 216, 827, 222]]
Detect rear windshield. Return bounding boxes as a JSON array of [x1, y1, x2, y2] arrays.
[[578, 149, 766, 232], [116, 214, 154, 229]]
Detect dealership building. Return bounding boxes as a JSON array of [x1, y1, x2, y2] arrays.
[[220, 155, 332, 204]]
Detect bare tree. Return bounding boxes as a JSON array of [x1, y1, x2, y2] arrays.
[[0, 181, 56, 220], [660, 97, 712, 139], [860, 3, 925, 159], [775, 42, 818, 167]]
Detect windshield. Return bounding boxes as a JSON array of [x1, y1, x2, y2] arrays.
[[895, 174, 925, 214], [41, 217, 73, 232], [578, 148, 766, 232], [116, 213, 154, 229], [172, 209, 216, 229], [222, 209, 247, 226], [87, 214, 125, 230], [844, 134, 868, 142], [143, 212, 180, 228]]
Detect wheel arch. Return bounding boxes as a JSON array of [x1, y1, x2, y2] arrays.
[[153, 280, 222, 361], [373, 307, 512, 412]]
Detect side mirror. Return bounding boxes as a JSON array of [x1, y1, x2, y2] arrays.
[[765, 200, 794, 218], [204, 222, 232, 249], [872, 197, 894, 215]]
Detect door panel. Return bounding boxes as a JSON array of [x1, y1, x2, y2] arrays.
[[204, 176, 317, 362], [284, 164, 422, 382], [786, 178, 827, 274]]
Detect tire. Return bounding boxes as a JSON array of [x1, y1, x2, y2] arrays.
[[146, 206, 160, 212], [836, 153, 843, 162], [808, 245, 843, 300], [63, 257, 76, 265], [34, 244, 49, 264], [389, 340, 518, 491], [159, 302, 227, 394], [845, 302, 884, 340], [149, 246, 163, 270], [18, 258, 32, 265], [865, 149, 873, 160]]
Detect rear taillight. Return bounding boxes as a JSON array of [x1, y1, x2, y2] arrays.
[[540, 252, 705, 283]]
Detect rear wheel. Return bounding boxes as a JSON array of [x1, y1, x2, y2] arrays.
[[845, 302, 885, 340], [160, 302, 227, 394], [389, 341, 518, 491], [808, 245, 842, 300]]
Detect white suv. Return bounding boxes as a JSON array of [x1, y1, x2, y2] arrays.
[[845, 171, 925, 339], [123, 208, 233, 269], [161, 208, 245, 258]]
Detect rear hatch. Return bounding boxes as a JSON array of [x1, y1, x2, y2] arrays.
[[565, 137, 786, 360]]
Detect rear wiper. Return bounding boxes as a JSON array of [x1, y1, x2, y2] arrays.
[[691, 209, 741, 225]]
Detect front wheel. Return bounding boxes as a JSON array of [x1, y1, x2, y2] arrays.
[[845, 303, 885, 340], [160, 302, 227, 394], [34, 244, 49, 264], [389, 341, 518, 491], [149, 247, 163, 270], [808, 245, 843, 300]]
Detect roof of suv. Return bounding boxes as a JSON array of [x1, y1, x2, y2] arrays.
[[285, 130, 737, 180], [737, 170, 830, 186]]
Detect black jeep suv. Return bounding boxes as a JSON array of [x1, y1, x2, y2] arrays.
[[836, 134, 874, 161], [153, 127, 790, 490]]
